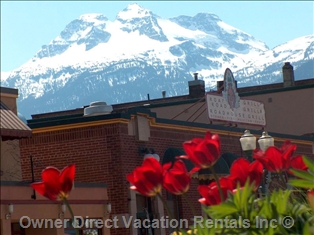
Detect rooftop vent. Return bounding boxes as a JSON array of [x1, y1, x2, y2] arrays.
[[162, 90, 166, 98], [84, 101, 113, 116]]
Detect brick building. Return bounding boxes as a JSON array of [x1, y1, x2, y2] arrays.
[[0, 87, 109, 235], [19, 107, 313, 235]]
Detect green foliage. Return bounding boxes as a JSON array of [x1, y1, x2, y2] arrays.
[[289, 156, 314, 190], [195, 179, 314, 235], [171, 156, 314, 235]]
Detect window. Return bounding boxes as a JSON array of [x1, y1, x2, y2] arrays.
[[64, 219, 103, 235]]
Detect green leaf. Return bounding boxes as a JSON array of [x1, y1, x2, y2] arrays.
[[303, 221, 314, 235], [207, 201, 238, 218], [272, 189, 291, 214], [303, 156, 314, 174], [289, 179, 314, 189], [289, 169, 314, 182]]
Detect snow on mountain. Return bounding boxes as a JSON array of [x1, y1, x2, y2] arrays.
[[1, 3, 313, 118], [117, 3, 151, 20], [116, 4, 168, 42], [0, 72, 11, 82], [234, 34, 314, 85]]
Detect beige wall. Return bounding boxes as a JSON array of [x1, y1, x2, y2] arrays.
[[0, 93, 18, 115], [1, 139, 22, 181], [1, 185, 109, 235], [151, 87, 314, 136], [243, 87, 314, 136]]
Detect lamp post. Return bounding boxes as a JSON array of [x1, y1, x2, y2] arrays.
[[143, 152, 160, 162], [258, 131, 275, 151], [239, 130, 256, 162], [240, 130, 274, 195], [139, 147, 160, 162]]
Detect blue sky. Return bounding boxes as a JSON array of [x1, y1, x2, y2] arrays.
[[1, 1, 313, 72]]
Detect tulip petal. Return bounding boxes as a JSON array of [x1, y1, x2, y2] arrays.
[[189, 167, 200, 175], [31, 182, 48, 197], [230, 158, 250, 185], [40, 167, 62, 199], [60, 164, 75, 193], [291, 155, 308, 171], [162, 160, 191, 195], [127, 158, 163, 197], [41, 167, 60, 182], [162, 162, 173, 172], [126, 173, 135, 185]]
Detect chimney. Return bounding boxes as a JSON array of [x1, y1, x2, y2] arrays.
[[188, 73, 205, 98], [217, 81, 224, 93], [282, 62, 295, 87], [162, 90, 166, 98]]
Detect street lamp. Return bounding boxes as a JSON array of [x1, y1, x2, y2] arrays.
[[239, 130, 256, 162], [239, 130, 274, 195], [139, 147, 160, 162], [258, 131, 274, 151]]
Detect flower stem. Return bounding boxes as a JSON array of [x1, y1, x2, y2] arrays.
[[63, 198, 79, 235], [182, 193, 198, 235], [182, 193, 197, 217], [156, 193, 175, 220], [209, 166, 224, 201], [156, 193, 181, 234], [279, 171, 287, 189]]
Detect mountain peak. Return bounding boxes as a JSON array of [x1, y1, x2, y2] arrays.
[[117, 3, 151, 21], [78, 13, 108, 23], [194, 12, 220, 21]]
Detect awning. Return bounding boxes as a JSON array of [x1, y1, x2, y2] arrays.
[[161, 148, 239, 180], [162, 148, 194, 171], [0, 102, 32, 140]]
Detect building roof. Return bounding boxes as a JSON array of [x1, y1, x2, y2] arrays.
[[0, 101, 32, 140], [0, 87, 18, 96], [29, 78, 314, 120]]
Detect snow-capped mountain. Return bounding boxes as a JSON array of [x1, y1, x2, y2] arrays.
[[1, 4, 313, 118]]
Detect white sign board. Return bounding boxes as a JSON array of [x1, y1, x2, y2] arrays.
[[206, 68, 266, 126], [206, 94, 266, 126]]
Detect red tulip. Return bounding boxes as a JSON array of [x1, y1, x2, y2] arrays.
[[163, 160, 197, 195], [229, 158, 263, 190], [198, 177, 235, 206], [290, 155, 308, 171], [31, 164, 76, 201], [253, 140, 296, 173], [181, 131, 221, 169], [127, 157, 163, 197]]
